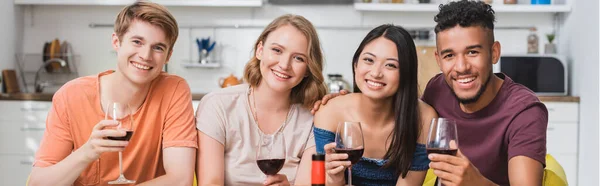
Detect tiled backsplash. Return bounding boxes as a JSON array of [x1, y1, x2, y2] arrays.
[[21, 5, 557, 93]]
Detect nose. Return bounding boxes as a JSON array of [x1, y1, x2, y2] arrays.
[[453, 55, 469, 73], [278, 54, 291, 71], [369, 63, 383, 79], [138, 46, 152, 61]]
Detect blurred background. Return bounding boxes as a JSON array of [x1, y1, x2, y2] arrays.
[[0, 0, 597, 185]]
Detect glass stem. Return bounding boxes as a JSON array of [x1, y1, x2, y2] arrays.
[[437, 178, 442, 186], [348, 167, 352, 186], [119, 151, 123, 176]]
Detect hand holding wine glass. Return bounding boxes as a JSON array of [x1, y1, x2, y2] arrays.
[[81, 120, 129, 161], [256, 132, 288, 185], [333, 121, 364, 186], [427, 118, 493, 186]]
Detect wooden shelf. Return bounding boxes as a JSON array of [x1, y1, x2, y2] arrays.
[[14, 0, 263, 7], [354, 3, 571, 13]]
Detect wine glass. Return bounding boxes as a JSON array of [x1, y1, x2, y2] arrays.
[[334, 121, 364, 186], [105, 102, 136, 184], [256, 132, 286, 176], [426, 118, 459, 186]]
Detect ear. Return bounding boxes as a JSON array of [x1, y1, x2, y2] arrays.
[[434, 49, 442, 70], [165, 49, 173, 64], [255, 41, 264, 60], [111, 33, 120, 51], [491, 41, 501, 65]]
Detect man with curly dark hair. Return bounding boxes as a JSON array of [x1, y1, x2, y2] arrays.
[[422, 0, 548, 185]]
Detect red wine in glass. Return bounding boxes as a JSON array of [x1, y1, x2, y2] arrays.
[[107, 131, 134, 141], [256, 132, 286, 177], [333, 148, 364, 165], [426, 148, 457, 156], [426, 118, 459, 186], [256, 159, 285, 175]]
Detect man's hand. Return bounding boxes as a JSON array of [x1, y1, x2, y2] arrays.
[[428, 149, 497, 186], [81, 120, 129, 161], [264, 174, 290, 186], [310, 89, 350, 115]]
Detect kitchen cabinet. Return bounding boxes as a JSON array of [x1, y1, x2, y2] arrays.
[[14, 0, 262, 7], [0, 154, 35, 186], [544, 102, 579, 186]]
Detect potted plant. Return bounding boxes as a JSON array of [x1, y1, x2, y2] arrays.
[[545, 33, 557, 54]]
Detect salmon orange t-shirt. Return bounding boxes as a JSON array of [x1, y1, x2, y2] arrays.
[[34, 70, 198, 185]]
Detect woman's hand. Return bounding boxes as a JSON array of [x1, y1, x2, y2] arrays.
[[324, 142, 351, 186], [264, 174, 290, 186]]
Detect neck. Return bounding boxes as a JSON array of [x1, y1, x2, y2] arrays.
[[460, 74, 504, 113], [100, 72, 151, 111], [252, 83, 291, 112], [357, 94, 395, 127]]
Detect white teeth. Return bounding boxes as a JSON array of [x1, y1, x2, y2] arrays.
[[366, 80, 384, 87], [457, 77, 475, 83], [131, 62, 151, 70], [272, 70, 291, 79]]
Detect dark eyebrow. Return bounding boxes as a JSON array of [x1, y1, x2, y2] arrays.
[[439, 48, 453, 55], [363, 52, 398, 62], [466, 45, 483, 50]]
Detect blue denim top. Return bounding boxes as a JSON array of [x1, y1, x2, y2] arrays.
[[314, 127, 429, 186]]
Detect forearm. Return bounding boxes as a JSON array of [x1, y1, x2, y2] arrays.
[[28, 147, 95, 186], [136, 173, 193, 186]]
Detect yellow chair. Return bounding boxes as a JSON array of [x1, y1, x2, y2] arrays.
[[422, 154, 568, 186]]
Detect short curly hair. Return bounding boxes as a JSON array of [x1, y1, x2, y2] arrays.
[[434, 0, 496, 34]]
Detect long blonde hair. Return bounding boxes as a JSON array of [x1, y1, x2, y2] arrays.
[[243, 14, 327, 109]]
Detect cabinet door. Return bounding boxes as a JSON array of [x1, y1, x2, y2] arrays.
[[546, 122, 578, 155], [0, 120, 46, 155], [0, 154, 34, 186], [544, 102, 579, 123], [0, 101, 51, 122]]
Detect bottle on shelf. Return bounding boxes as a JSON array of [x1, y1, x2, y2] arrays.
[[311, 154, 325, 186], [527, 27, 539, 54]]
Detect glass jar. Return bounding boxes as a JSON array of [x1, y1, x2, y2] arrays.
[[327, 74, 351, 93]]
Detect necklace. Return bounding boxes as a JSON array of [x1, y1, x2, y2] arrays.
[[249, 87, 292, 134]]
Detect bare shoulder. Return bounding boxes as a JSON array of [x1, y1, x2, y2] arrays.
[[314, 93, 359, 131], [418, 99, 438, 143]]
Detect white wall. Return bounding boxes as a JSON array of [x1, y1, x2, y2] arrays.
[[16, 4, 555, 93], [560, 0, 600, 185]]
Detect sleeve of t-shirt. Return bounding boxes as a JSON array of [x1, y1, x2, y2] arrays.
[[162, 80, 198, 149], [195, 93, 227, 145], [34, 89, 74, 167], [506, 103, 548, 166]]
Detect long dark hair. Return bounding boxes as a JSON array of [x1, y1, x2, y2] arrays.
[[351, 24, 420, 178]]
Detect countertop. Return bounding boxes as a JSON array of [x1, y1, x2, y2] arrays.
[[0, 93, 208, 101], [0, 93, 580, 102]]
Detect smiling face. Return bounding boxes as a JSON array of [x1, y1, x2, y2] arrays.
[[111, 19, 171, 85], [435, 25, 500, 104], [354, 37, 400, 100], [255, 24, 309, 93]]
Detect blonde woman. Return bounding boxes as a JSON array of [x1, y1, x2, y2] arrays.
[[195, 14, 327, 186]]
